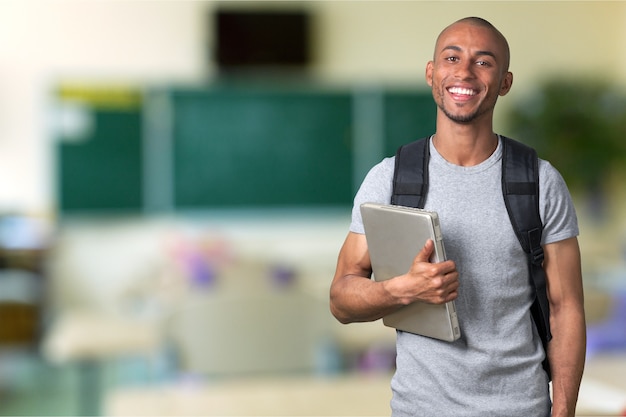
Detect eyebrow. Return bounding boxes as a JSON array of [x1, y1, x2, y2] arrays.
[[442, 45, 497, 60]]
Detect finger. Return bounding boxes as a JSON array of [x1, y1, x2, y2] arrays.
[[414, 239, 435, 263], [444, 289, 458, 302]]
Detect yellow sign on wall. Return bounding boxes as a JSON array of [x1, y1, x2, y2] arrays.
[[56, 83, 142, 110]]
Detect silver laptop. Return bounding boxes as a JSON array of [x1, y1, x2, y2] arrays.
[[360, 202, 461, 342]]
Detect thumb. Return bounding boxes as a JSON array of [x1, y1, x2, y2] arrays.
[[414, 239, 435, 263]]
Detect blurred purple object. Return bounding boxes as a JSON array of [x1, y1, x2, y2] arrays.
[[270, 264, 296, 288], [586, 291, 626, 358]]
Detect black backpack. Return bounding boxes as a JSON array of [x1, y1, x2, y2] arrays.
[[391, 136, 552, 380]]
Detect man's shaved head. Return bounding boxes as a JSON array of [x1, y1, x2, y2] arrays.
[[435, 17, 510, 72]]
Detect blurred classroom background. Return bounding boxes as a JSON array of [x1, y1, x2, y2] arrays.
[[0, 1, 626, 415]]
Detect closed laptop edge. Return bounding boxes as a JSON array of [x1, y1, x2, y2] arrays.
[[360, 202, 461, 342]]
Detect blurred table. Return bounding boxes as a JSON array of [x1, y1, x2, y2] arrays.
[[43, 312, 161, 415]]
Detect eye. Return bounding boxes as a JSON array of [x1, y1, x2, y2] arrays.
[[476, 59, 494, 67], [445, 56, 459, 63]]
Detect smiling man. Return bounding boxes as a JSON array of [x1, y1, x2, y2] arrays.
[[330, 17, 585, 417]]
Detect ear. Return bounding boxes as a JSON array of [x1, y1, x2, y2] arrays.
[[425, 61, 434, 87], [499, 71, 513, 96]]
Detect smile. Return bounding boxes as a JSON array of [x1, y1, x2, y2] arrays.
[[447, 87, 477, 96]]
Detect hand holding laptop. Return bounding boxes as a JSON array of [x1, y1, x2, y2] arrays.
[[398, 238, 460, 306]]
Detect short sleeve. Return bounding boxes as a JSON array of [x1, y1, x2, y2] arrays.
[[538, 159, 579, 245], [349, 157, 395, 234]]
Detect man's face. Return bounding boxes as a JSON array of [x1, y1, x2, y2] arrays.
[[426, 22, 513, 125]]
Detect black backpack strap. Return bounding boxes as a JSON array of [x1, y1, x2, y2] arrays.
[[391, 137, 430, 208], [501, 136, 552, 380]]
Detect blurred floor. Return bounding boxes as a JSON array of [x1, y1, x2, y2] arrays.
[[1, 349, 626, 416]]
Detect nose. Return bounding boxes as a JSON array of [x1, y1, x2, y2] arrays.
[[455, 61, 475, 79]]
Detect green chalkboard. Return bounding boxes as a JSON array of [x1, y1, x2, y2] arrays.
[[57, 109, 143, 213], [55, 85, 435, 214], [384, 91, 437, 157], [170, 88, 354, 208]]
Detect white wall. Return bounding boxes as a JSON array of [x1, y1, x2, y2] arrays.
[[0, 0, 208, 216], [0, 0, 624, 216]]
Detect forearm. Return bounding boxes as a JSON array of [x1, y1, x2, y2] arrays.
[[329, 232, 458, 324], [330, 232, 407, 324], [330, 274, 403, 324], [548, 303, 586, 417], [543, 237, 586, 417]]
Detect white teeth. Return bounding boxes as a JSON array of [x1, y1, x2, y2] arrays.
[[448, 87, 476, 96]]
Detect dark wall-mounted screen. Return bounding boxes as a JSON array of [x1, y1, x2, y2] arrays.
[[214, 10, 310, 69]]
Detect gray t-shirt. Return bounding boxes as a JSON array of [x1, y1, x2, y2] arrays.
[[350, 137, 579, 417]]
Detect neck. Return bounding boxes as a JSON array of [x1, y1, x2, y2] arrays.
[[432, 116, 498, 166]]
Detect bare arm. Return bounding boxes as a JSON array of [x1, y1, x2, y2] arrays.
[[544, 237, 586, 417], [329, 231, 459, 324]]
